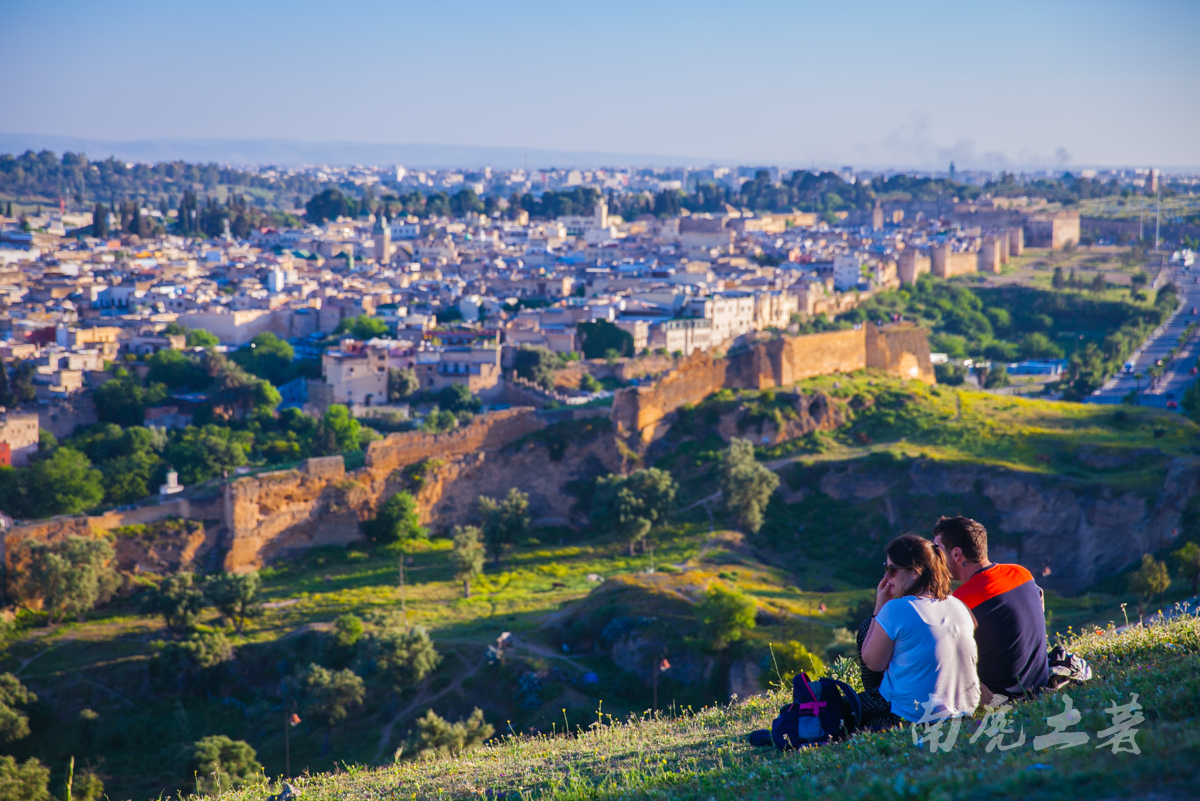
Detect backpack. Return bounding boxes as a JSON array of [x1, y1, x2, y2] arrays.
[[1046, 645, 1093, 690], [769, 672, 862, 750]]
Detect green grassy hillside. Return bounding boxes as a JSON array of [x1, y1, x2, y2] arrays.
[[4, 375, 1199, 799], [208, 612, 1200, 801]]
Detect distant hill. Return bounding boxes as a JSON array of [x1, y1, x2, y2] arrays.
[[0, 132, 718, 169]]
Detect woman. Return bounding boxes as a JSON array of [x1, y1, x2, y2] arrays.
[[856, 534, 980, 728]]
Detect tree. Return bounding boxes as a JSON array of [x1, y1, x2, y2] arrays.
[[305, 189, 359, 224], [404, 708, 493, 760], [592, 468, 677, 555], [1172, 542, 1200, 597], [477, 488, 530, 566], [388, 367, 419, 401], [145, 348, 210, 390], [151, 632, 234, 691], [362, 626, 442, 691], [314, 405, 363, 454], [185, 735, 263, 794], [577, 320, 633, 360], [696, 584, 756, 650], [335, 314, 389, 341], [720, 438, 779, 534], [0, 674, 36, 744], [334, 614, 364, 648], [0, 756, 50, 801], [11, 536, 118, 623], [230, 332, 295, 386], [92, 203, 108, 238], [437, 383, 481, 414], [185, 328, 219, 348], [295, 663, 365, 727], [513, 346, 560, 390], [8, 362, 35, 405], [94, 375, 165, 427], [450, 526, 484, 597], [204, 572, 262, 634], [21, 447, 105, 518], [0, 363, 10, 408], [1052, 267, 1065, 290], [163, 425, 250, 484], [1127, 554, 1170, 619], [364, 491, 425, 545], [143, 572, 205, 634]]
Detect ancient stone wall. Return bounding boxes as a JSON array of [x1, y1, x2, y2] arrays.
[[365, 407, 544, 476], [611, 350, 726, 439], [612, 325, 931, 439], [865, 323, 936, 383]]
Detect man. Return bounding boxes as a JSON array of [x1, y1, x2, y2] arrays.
[[933, 516, 1049, 699]]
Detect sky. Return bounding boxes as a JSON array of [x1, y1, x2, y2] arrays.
[[1, 0, 1197, 170]]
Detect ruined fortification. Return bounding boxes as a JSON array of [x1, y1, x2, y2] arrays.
[[613, 323, 934, 441]]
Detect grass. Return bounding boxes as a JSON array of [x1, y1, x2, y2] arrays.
[[200, 610, 1200, 801]]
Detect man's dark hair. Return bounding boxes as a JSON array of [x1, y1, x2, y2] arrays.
[[932, 516, 988, 563]]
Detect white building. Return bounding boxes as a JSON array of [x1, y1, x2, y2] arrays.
[[683, 292, 755, 345], [833, 254, 864, 291]]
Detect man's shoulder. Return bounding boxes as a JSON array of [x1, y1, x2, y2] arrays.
[[952, 563, 1035, 609]]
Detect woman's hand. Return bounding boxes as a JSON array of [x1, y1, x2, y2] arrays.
[[874, 573, 892, 615]]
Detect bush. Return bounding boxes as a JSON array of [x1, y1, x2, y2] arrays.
[[184, 735, 263, 794], [152, 632, 234, 690], [360, 626, 442, 692], [933, 362, 966, 385], [334, 614, 364, 648], [0, 674, 36, 744], [402, 708, 494, 761], [363, 491, 426, 546], [295, 664, 365, 727], [0, 755, 49, 801], [763, 641, 826, 688], [142, 572, 205, 634], [696, 584, 756, 650]]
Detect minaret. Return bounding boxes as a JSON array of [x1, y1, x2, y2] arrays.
[[375, 214, 391, 264]]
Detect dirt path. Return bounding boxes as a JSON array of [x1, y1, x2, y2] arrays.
[[371, 648, 484, 763]]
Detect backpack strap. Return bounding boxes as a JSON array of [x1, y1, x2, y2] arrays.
[[794, 672, 827, 715]]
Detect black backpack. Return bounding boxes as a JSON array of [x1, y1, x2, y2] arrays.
[[770, 672, 862, 750]]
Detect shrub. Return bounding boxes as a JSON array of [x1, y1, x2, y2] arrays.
[[360, 626, 441, 692], [142, 572, 205, 634], [0, 674, 36, 744], [592, 468, 677, 555], [185, 735, 263, 794], [363, 491, 426, 546], [402, 708, 494, 761], [295, 664, 365, 727], [696, 584, 756, 650], [0, 755, 49, 801]]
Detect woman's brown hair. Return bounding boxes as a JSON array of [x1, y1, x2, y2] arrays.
[[886, 534, 952, 600]]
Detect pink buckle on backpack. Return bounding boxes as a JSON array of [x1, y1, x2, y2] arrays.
[[795, 672, 827, 715]]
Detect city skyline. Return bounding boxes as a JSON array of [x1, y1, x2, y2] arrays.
[[2, 0, 1197, 170]]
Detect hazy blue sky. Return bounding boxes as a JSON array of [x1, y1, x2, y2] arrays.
[[1, 0, 1197, 169]]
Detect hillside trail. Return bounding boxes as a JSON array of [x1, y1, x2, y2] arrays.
[[372, 647, 483, 763]]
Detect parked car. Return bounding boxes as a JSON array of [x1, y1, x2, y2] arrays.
[[1166, 400, 1178, 409]]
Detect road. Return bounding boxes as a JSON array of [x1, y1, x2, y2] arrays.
[[1088, 264, 1200, 410]]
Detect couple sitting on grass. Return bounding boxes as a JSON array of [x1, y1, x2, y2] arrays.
[[754, 515, 1050, 746], [854, 515, 1049, 729]]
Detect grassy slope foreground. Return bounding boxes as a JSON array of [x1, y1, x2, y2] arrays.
[[209, 613, 1200, 801]]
